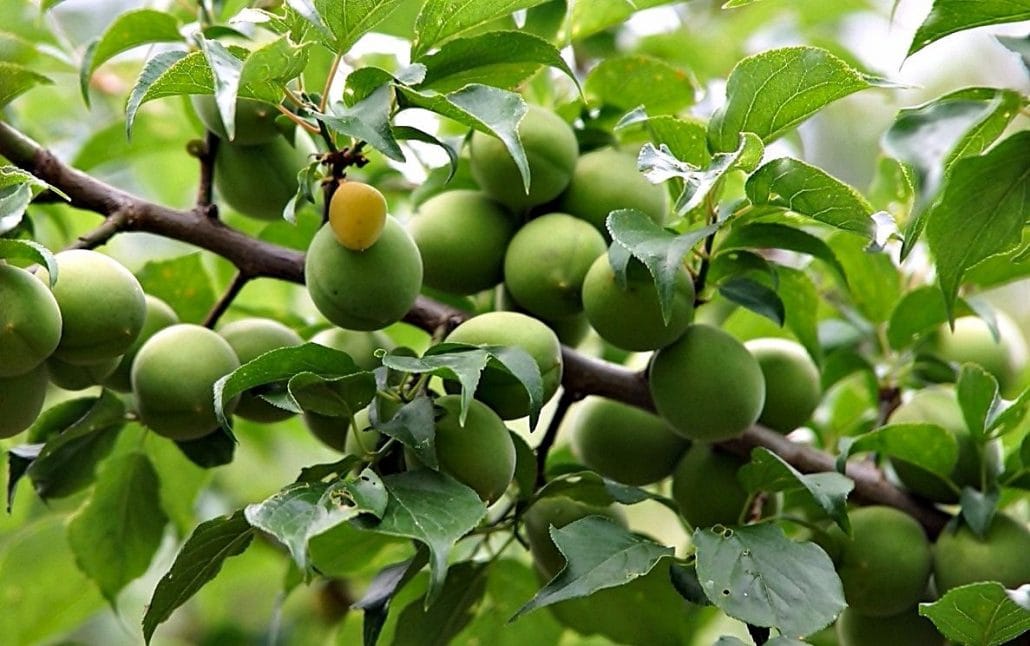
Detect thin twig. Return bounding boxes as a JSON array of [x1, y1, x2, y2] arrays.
[[534, 389, 582, 489], [189, 131, 220, 212], [203, 271, 251, 328], [65, 210, 128, 250]]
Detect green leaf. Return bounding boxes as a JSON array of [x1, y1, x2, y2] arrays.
[[720, 222, 846, 281], [909, 1, 1030, 56], [0, 61, 52, 107], [566, 0, 677, 41], [375, 396, 438, 469], [354, 469, 487, 606], [418, 31, 576, 93], [478, 344, 544, 429], [453, 559, 564, 645], [198, 37, 244, 142], [535, 469, 676, 512], [775, 266, 822, 366], [411, 0, 550, 58], [926, 131, 1030, 316], [67, 452, 167, 603], [693, 523, 845, 638], [827, 232, 901, 324], [0, 238, 57, 285], [6, 444, 38, 512], [739, 447, 853, 533], [957, 363, 1000, 441], [708, 46, 892, 152], [607, 209, 720, 323], [392, 561, 489, 646], [142, 511, 255, 644], [718, 276, 784, 326], [136, 253, 217, 323], [353, 552, 430, 645], [746, 158, 874, 237], [959, 488, 999, 539], [27, 391, 125, 500], [399, 84, 529, 192], [919, 582, 1030, 646], [237, 35, 308, 105], [174, 431, 236, 468], [512, 516, 673, 620], [80, 9, 182, 105], [244, 470, 387, 570], [839, 423, 958, 482], [615, 110, 710, 168], [314, 0, 406, 53], [321, 84, 404, 161], [393, 126, 458, 180], [381, 346, 489, 425], [287, 370, 377, 418], [887, 285, 950, 350], [584, 55, 695, 115]]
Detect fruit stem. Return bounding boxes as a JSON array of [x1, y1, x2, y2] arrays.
[[319, 54, 343, 114], [533, 388, 582, 489]]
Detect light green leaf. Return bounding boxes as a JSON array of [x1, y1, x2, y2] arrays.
[[776, 266, 822, 365], [838, 423, 958, 478], [566, 0, 678, 41], [80, 9, 182, 105], [512, 516, 673, 620], [887, 286, 950, 350], [584, 55, 696, 115], [67, 452, 167, 603], [136, 253, 217, 323], [746, 158, 874, 237], [693, 523, 845, 638], [198, 37, 244, 142], [0, 238, 58, 284], [238, 36, 308, 104], [321, 84, 404, 161], [708, 46, 892, 152], [374, 396, 438, 469], [926, 131, 1030, 316], [0, 61, 52, 107], [919, 582, 1030, 646], [314, 0, 406, 53], [381, 346, 490, 425], [411, 0, 550, 58], [720, 222, 846, 280], [615, 110, 710, 167], [909, 1, 1030, 56], [957, 363, 1000, 441], [827, 232, 901, 324]]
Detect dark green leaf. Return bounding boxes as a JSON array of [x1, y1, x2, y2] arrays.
[[909, 1, 1030, 56], [353, 552, 430, 646], [584, 55, 695, 114], [926, 131, 1030, 315], [720, 222, 846, 280], [375, 397, 438, 469], [535, 470, 675, 511], [419, 31, 576, 93], [411, 0, 550, 58], [174, 431, 235, 468], [838, 423, 958, 480], [512, 516, 673, 620], [0, 61, 52, 107], [919, 581, 1030, 646], [392, 561, 489, 646], [67, 452, 167, 603], [142, 511, 255, 644], [0, 238, 58, 285], [776, 266, 822, 365], [287, 371, 378, 417], [354, 470, 487, 605], [693, 523, 845, 638], [393, 126, 458, 180], [322, 84, 405, 162], [708, 46, 892, 152], [480, 344, 543, 429], [669, 562, 710, 606], [719, 277, 785, 326], [381, 347, 489, 425], [6, 444, 40, 512], [136, 253, 216, 323], [959, 488, 999, 539], [314, 0, 406, 53], [453, 559, 564, 645], [739, 447, 853, 533], [957, 363, 999, 441]]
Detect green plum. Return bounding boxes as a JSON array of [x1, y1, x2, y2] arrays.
[[104, 295, 179, 392], [745, 338, 821, 433], [0, 262, 62, 377], [557, 147, 667, 233]]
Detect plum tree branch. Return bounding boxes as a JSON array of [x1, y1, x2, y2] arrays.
[[0, 120, 950, 537]]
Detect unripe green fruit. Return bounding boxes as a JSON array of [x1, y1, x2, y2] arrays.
[[888, 387, 979, 503], [569, 396, 689, 486], [836, 607, 943, 646], [219, 318, 303, 422], [305, 407, 383, 454], [309, 328, 393, 371], [469, 105, 578, 212], [933, 513, 1030, 594], [557, 147, 667, 232], [745, 338, 821, 433], [933, 313, 1028, 394], [39, 250, 146, 365], [546, 313, 591, 348], [649, 324, 764, 441], [582, 254, 694, 351], [0, 363, 48, 438], [0, 263, 62, 377], [47, 355, 118, 391], [409, 190, 516, 295], [523, 496, 625, 579], [105, 295, 179, 392], [305, 218, 423, 331], [826, 506, 932, 617], [191, 95, 282, 145], [132, 324, 241, 440], [444, 312, 563, 419], [215, 132, 315, 221], [671, 443, 751, 528], [503, 213, 606, 320]]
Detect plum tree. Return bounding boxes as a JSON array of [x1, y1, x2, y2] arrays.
[[568, 396, 689, 485], [215, 132, 315, 220], [503, 213, 606, 320], [38, 250, 146, 365], [932, 513, 1030, 594], [581, 254, 694, 351], [191, 95, 282, 145], [0, 363, 48, 438], [104, 295, 179, 392], [888, 387, 980, 503], [131, 324, 241, 440], [469, 104, 578, 212], [835, 607, 943, 646], [219, 318, 304, 422], [46, 355, 119, 391], [0, 262, 62, 377], [557, 147, 667, 232], [671, 443, 755, 528], [309, 328, 393, 371], [744, 338, 821, 433], [305, 217, 423, 331], [408, 190, 516, 295], [650, 324, 765, 441], [445, 311, 563, 419], [825, 506, 932, 617], [932, 313, 1028, 394], [328, 181, 388, 251]]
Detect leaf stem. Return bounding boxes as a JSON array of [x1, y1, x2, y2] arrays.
[[319, 54, 342, 114]]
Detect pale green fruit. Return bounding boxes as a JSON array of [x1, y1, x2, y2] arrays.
[[503, 213, 606, 320], [0, 363, 48, 438], [0, 263, 62, 377], [47, 355, 118, 391], [219, 318, 303, 422], [215, 131, 316, 220], [409, 190, 516, 295], [745, 338, 821, 433], [309, 328, 393, 371], [649, 324, 764, 441], [933, 313, 1028, 394], [305, 218, 423, 331], [836, 607, 943, 646], [933, 513, 1030, 594], [132, 324, 241, 440], [469, 105, 578, 212], [671, 443, 751, 528], [305, 406, 383, 455], [105, 295, 179, 392], [557, 147, 667, 232]]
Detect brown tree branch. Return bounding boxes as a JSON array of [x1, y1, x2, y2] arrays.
[[0, 120, 950, 537]]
